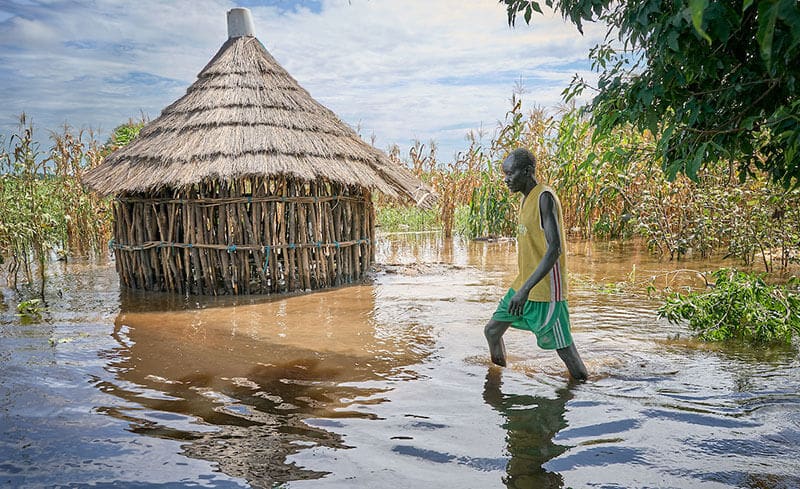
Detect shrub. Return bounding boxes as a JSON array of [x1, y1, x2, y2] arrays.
[[658, 268, 800, 345]]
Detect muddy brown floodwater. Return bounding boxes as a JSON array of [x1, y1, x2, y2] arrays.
[[2, 234, 799, 489]]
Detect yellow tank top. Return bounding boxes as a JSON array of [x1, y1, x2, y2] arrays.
[[510, 184, 568, 302]]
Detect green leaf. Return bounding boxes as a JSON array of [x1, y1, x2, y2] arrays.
[[667, 30, 680, 51], [640, 88, 654, 106], [741, 115, 759, 130], [689, 142, 709, 180], [757, 0, 779, 69], [690, 0, 712, 43], [777, 0, 800, 52], [743, 0, 754, 12]]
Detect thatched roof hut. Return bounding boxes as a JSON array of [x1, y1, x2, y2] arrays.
[[84, 8, 434, 295]]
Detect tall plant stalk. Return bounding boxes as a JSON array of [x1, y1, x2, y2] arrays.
[[0, 115, 114, 295]]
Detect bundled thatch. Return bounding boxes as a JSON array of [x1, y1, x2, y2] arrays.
[[84, 34, 434, 206], [84, 9, 434, 295]]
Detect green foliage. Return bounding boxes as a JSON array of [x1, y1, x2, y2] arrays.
[[502, 0, 800, 188], [107, 120, 144, 149], [635, 173, 726, 259], [50, 125, 115, 257], [544, 107, 651, 239], [16, 298, 44, 321], [452, 205, 472, 236], [49, 332, 90, 346], [383, 104, 534, 240], [659, 268, 800, 345], [378, 99, 800, 268], [465, 98, 546, 239], [376, 205, 439, 232], [467, 169, 517, 238], [1, 115, 113, 292], [1, 115, 54, 293], [725, 186, 800, 271], [634, 170, 800, 266], [385, 139, 487, 238]]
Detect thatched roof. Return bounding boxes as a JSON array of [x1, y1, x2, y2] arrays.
[[84, 12, 435, 207]]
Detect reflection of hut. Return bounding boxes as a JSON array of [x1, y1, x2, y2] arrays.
[[84, 8, 434, 295], [105, 285, 431, 485]]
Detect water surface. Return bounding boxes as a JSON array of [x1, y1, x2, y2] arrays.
[[2, 235, 798, 488]]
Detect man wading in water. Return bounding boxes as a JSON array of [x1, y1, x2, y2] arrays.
[[484, 148, 588, 381]]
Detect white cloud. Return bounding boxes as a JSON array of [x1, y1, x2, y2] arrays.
[[0, 0, 603, 159]]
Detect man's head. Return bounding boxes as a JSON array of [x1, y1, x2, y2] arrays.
[[501, 148, 536, 194]]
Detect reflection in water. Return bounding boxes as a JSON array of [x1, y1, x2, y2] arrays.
[[483, 367, 572, 489], [101, 284, 433, 487], [376, 232, 516, 271], [3, 233, 800, 488]]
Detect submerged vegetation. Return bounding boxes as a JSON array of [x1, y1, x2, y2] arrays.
[[5, 103, 797, 277], [1, 115, 110, 295], [379, 97, 800, 347], [659, 269, 800, 345], [6, 103, 796, 275], [382, 99, 800, 272], [0, 116, 143, 295], [2, 104, 798, 346]]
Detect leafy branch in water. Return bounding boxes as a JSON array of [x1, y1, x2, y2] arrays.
[[658, 268, 800, 345], [16, 298, 44, 323]]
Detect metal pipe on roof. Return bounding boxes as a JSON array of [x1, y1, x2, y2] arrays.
[[227, 7, 255, 38]]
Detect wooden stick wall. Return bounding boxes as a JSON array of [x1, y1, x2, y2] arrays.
[[111, 177, 375, 295]]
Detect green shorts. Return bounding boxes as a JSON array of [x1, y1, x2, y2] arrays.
[[492, 288, 573, 350]]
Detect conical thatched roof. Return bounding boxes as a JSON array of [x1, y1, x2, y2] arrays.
[[84, 15, 435, 207]]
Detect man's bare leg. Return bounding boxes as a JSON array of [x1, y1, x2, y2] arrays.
[[557, 343, 588, 381], [484, 319, 511, 367]]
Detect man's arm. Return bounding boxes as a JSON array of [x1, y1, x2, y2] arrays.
[[507, 191, 561, 316]]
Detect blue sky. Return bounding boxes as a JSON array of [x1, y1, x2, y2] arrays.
[[0, 0, 603, 161]]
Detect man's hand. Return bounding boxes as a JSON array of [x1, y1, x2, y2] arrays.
[[508, 289, 528, 316]]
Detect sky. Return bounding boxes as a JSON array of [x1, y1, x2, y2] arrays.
[[0, 0, 604, 161]]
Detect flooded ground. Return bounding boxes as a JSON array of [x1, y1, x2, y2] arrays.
[[2, 234, 799, 488]]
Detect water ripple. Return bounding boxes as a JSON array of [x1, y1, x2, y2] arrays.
[[391, 445, 507, 472], [641, 408, 759, 428]]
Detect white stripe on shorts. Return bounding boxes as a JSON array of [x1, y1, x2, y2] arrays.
[[544, 300, 556, 326], [554, 318, 566, 348]]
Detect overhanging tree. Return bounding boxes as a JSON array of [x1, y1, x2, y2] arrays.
[[502, 0, 800, 187]]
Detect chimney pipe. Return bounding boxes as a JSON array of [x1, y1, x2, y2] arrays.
[[227, 8, 255, 38]]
